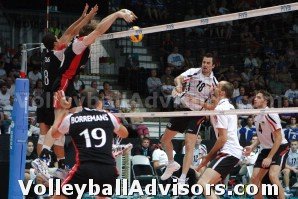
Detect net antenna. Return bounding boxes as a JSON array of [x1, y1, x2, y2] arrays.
[[21, 43, 45, 75]]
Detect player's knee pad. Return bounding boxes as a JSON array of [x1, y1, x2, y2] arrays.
[[38, 134, 45, 145], [54, 135, 65, 147]]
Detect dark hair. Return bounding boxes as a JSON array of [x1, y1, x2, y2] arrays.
[[79, 22, 97, 37], [141, 137, 150, 143], [220, 81, 234, 99], [257, 90, 271, 106], [80, 88, 102, 109], [103, 81, 110, 87], [42, 33, 57, 50], [203, 52, 214, 64]]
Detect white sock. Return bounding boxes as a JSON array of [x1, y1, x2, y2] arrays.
[[42, 145, 51, 151], [286, 187, 290, 191], [180, 173, 187, 180]]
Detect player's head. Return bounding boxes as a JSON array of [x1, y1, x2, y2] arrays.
[[290, 140, 298, 152], [80, 88, 102, 109], [254, 90, 271, 109], [201, 53, 215, 75], [217, 81, 234, 99], [42, 33, 57, 50], [79, 21, 97, 37]]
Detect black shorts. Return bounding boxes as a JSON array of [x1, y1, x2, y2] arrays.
[[208, 153, 240, 179], [62, 162, 119, 199], [255, 144, 289, 169], [166, 109, 205, 134], [36, 92, 54, 126]]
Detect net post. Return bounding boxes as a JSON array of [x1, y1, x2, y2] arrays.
[[20, 44, 27, 77], [8, 78, 29, 199]]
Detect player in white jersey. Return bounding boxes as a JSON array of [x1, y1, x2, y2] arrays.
[[160, 53, 218, 185], [283, 140, 298, 193], [244, 90, 289, 199], [196, 81, 243, 199]]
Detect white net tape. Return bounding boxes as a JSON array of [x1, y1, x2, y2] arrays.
[[98, 3, 298, 40], [114, 107, 298, 118]]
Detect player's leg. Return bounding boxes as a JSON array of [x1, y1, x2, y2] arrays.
[[37, 123, 50, 155], [250, 167, 268, 199], [160, 127, 179, 180], [53, 135, 66, 169], [198, 168, 222, 199], [179, 133, 197, 182], [268, 165, 285, 199]]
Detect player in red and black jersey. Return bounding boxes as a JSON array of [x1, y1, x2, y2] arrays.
[[37, 4, 98, 169], [52, 88, 128, 198]]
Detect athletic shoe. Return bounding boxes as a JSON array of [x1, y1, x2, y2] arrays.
[[31, 158, 51, 181], [177, 177, 188, 194], [160, 161, 181, 180]]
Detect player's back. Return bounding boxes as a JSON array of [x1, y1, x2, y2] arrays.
[[68, 108, 115, 165], [43, 50, 62, 92]]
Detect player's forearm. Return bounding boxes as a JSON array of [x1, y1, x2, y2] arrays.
[[250, 139, 260, 150], [174, 76, 183, 87]]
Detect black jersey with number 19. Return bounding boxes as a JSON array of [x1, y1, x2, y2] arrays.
[[68, 109, 116, 165]]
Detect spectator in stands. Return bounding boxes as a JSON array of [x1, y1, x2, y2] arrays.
[[232, 80, 240, 98], [252, 24, 265, 48], [129, 100, 149, 138], [184, 9, 203, 37], [73, 75, 85, 93], [160, 33, 175, 69], [167, 46, 185, 75], [240, 25, 254, 50], [160, 67, 175, 111], [29, 49, 42, 68], [28, 66, 42, 89], [280, 98, 294, 125], [287, 117, 298, 129], [90, 80, 99, 92], [238, 116, 256, 147], [252, 68, 265, 89], [225, 65, 241, 83], [132, 137, 153, 160], [237, 94, 253, 120], [147, 69, 162, 96], [268, 74, 285, 96], [5, 77, 15, 96], [183, 49, 195, 70], [0, 82, 11, 107], [32, 79, 43, 98], [284, 82, 297, 106], [286, 41, 297, 65], [279, 66, 293, 88], [240, 67, 252, 87], [244, 53, 259, 69], [282, 140, 298, 194], [99, 81, 117, 107], [24, 139, 38, 186], [247, 80, 259, 99], [234, 86, 246, 104], [0, 59, 6, 79]]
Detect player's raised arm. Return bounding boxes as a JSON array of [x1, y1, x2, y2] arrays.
[[59, 4, 98, 45], [83, 9, 137, 46]]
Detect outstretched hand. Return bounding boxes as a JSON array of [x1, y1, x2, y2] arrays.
[[81, 3, 89, 18], [89, 4, 99, 15], [54, 90, 72, 109], [118, 9, 137, 23]]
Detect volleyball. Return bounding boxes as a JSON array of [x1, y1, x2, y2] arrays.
[[130, 26, 143, 43]]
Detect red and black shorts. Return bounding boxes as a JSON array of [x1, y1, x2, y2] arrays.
[[62, 162, 119, 198], [208, 153, 240, 179], [166, 108, 205, 135], [255, 144, 289, 169]]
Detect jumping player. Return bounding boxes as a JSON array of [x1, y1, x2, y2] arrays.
[[160, 53, 218, 186], [244, 90, 289, 199], [52, 89, 128, 198], [196, 81, 243, 199], [37, 4, 98, 169]]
